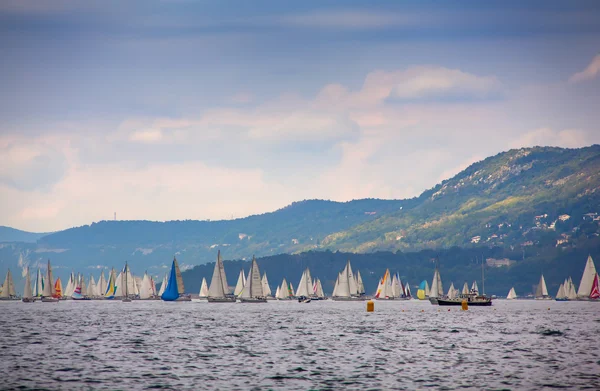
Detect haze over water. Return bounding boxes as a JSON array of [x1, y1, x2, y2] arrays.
[[1, 300, 599, 390]]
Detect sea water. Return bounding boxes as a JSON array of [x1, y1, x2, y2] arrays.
[[1, 300, 599, 390]]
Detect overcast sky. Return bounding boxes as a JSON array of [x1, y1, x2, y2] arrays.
[[1, 0, 599, 232]]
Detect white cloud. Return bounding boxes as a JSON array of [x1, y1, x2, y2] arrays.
[[510, 128, 594, 149], [569, 54, 600, 84]]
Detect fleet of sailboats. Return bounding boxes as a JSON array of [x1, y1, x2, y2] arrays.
[[3, 253, 600, 305]]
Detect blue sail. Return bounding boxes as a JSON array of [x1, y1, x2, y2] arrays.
[[161, 260, 179, 301]]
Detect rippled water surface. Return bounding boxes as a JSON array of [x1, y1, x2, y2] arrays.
[[1, 299, 599, 390]]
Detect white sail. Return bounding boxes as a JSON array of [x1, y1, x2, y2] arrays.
[[115, 272, 124, 297], [23, 267, 33, 299], [391, 274, 401, 298], [404, 281, 411, 297], [447, 283, 456, 299], [275, 286, 280, 298], [357, 271, 365, 295], [97, 271, 107, 297], [295, 268, 313, 297], [42, 260, 54, 297], [158, 274, 168, 296], [332, 274, 339, 297], [577, 255, 597, 298], [315, 278, 325, 298], [425, 281, 430, 297], [462, 282, 469, 295], [336, 266, 350, 297], [556, 283, 566, 299], [80, 274, 88, 296], [208, 255, 226, 298], [199, 277, 209, 297], [88, 275, 97, 297], [139, 272, 152, 299], [567, 277, 577, 299], [34, 269, 44, 297], [261, 273, 272, 297], [535, 274, 549, 297], [507, 287, 517, 299], [471, 281, 479, 295], [234, 269, 246, 296], [240, 257, 264, 298], [430, 269, 440, 298], [1, 269, 16, 298], [134, 276, 143, 297], [276, 278, 289, 299], [347, 261, 359, 295], [217, 251, 229, 294]]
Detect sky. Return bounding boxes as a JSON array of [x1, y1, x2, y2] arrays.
[[1, 0, 599, 232]]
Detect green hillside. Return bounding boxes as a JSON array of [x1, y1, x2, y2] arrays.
[[316, 145, 600, 252]]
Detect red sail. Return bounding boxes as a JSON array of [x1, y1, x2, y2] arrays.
[[590, 273, 600, 299]]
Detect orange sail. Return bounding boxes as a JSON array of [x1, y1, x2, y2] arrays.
[[53, 278, 63, 298]]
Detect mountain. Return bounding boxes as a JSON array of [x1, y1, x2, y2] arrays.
[[316, 145, 600, 252], [1, 145, 598, 291], [0, 226, 49, 243]]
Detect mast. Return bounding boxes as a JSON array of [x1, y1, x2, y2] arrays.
[[481, 256, 485, 296]]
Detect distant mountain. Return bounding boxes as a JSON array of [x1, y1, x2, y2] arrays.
[[0, 226, 48, 243]]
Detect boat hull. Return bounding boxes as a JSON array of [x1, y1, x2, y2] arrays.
[[22, 298, 35, 303], [41, 297, 59, 303], [437, 298, 492, 306], [331, 296, 368, 301], [239, 297, 267, 303], [429, 297, 439, 305], [207, 297, 236, 303]]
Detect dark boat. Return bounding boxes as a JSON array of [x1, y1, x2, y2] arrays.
[[437, 292, 492, 306]]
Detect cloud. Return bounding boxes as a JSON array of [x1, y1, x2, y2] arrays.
[[0, 137, 69, 191], [510, 128, 595, 149], [569, 54, 600, 84]]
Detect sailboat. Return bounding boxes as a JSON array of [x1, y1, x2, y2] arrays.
[[566, 277, 578, 300], [71, 275, 90, 300], [161, 257, 191, 301], [314, 278, 325, 299], [238, 256, 267, 303], [276, 278, 291, 300], [295, 268, 315, 302], [555, 283, 567, 301], [447, 283, 457, 300], [332, 260, 367, 301], [41, 260, 59, 302], [261, 273, 273, 299], [356, 271, 366, 296], [417, 280, 428, 300], [375, 269, 394, 300], [535, 274, 552, 300], [158, 273, 168, 296], [198, 277, 209, 299], [590, 273, 600, 300], [122, 262, 132, 302], [506, 287, 517, 300], [234, 269, 246, 297], [428, 264, 444, 305], [577, 255, 598, 300], [54, 278, 63, 300], [22, 267, 34, 302], [404, 281, 412, 299], [88, 275, 98, 298], [104, 268, 117, 299], [207, 250, 235, 303], [96, 271, 107, 299], [33, 268, 44, 299]]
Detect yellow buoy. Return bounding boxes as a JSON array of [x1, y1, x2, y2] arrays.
[[366, 300, 374, 312], [461, 299, 468, 311]]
